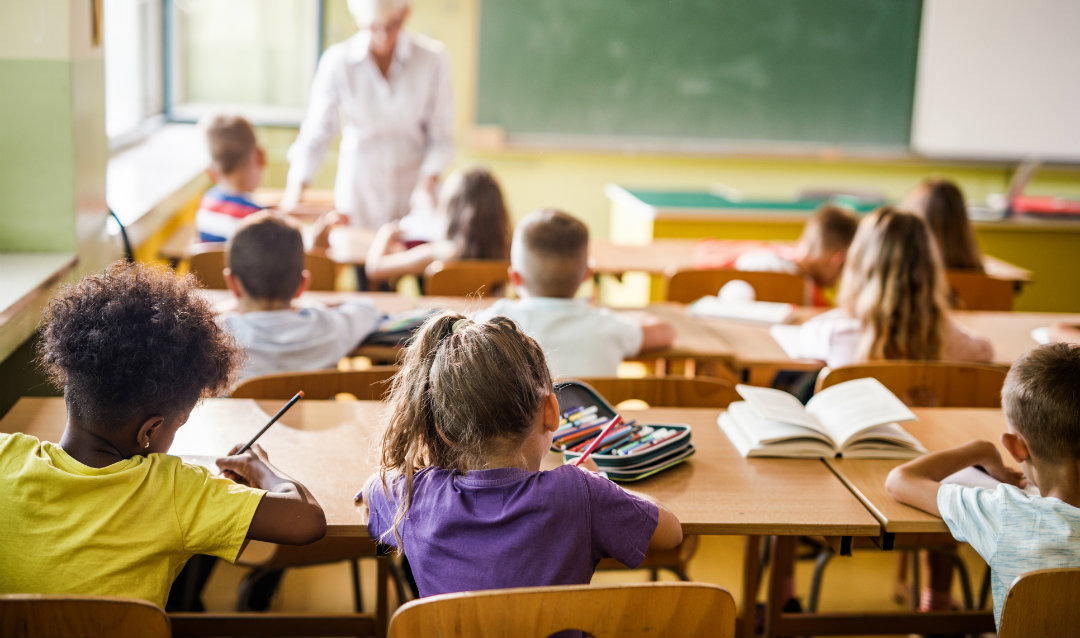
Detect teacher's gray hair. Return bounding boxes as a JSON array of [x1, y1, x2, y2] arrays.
[[348, 0, 408, 27]]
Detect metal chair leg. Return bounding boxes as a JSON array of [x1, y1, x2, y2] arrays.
[[349, 559, 363, 613], [806, 547, 835, 613]]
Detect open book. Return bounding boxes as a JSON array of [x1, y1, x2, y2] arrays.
[[688, 295, 795, 324], [718, 377, 926, 459]]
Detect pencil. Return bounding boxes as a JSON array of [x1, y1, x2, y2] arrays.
[[572, 414, 622, 467], [237, 390, 304, 454]]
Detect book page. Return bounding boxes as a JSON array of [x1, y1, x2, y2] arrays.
[[805, 378, 916, 447], [689, 296, 794, 324], [718, 411, 834, 458], [728, 402, 834, 446], [769, 324, 803, 358], [942, 466, 1040, 497], [735, 384, 823, 431], [839, 424, 926, 459]]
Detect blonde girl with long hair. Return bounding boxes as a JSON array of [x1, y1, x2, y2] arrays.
[[793, 206, 992, 368], [359, 312, 682, 597]]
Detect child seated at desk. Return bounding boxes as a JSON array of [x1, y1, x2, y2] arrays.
[[790, 206, 992, 368], [693, 203, 857, 306], [221, 213, 380, 382], [475, 208, 674, 378], [361, 312, 682, 596], [0, 262, 325, 607], [902, 177, 985, 273], [195, 114, 266, 242], [886, 342, 1080, 628], [364, 166, 511, 285]]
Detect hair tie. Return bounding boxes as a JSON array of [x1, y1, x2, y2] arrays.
[[451, 318, 473, 333]]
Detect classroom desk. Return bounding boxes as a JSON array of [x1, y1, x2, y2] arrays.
[[1, 397, 880, 637]]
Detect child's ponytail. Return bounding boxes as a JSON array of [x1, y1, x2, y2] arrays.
[[376, 311, 553, 550]]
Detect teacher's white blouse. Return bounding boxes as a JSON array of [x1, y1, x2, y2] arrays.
[[287, 31, 455, 228]]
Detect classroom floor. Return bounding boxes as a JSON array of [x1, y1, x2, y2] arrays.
[[200, 535, 991, 638]]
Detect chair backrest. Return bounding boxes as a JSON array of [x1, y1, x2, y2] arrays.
[[998, 568, 1080, 638], [945, 270, 1015, 311], [576, 376, 740, 408], [664, 268, 805, 304], [423, 260, 510, 297], [815, 361, 1010, 408], [387, 582, 735, 638], [186, 244, 337, 291], [0, 594, 171, 637], [230, 367, 400, 401]]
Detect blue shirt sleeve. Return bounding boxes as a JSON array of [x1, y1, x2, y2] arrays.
[[579, 468, 659, 568], [938, 483, 1003, 564]]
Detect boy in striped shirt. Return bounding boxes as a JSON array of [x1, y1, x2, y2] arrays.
[[196, 115, 265, 242]]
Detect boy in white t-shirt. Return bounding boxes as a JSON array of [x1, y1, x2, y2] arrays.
[[477, 208, 673, 378], [886, 343, 1080, 627], [221, 213, 380, 383]]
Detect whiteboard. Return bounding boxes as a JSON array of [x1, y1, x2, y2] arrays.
[[912, 0, 1080, 162]]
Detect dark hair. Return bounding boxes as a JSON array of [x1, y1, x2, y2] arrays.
[[804, 204, 858, 253], [377, 312, 553, 549], [38, 261, 243, 428], [513, 208, 590, 298], [205, 114, 258, 175], [1002, 342, 1080, 463], [444, 167, 512, 260], [227, 213, 305, 301], [916, 178, 984, 272]]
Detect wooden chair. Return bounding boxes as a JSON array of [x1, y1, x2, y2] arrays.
[[664, 268, 805, 304], [186, 243, 338, 291], [815, 361, 1010, 408], [998, 568, 1080, 638], [575, 376, 740, 410], [0, 594, 171, 637], [575, 376, 737, 581], [386, 582, 736, 638], [230, 367, 400, 401], [946, 270, 1015, 311], [423, 260, 510, 297], [810, 360, 1010, 612]]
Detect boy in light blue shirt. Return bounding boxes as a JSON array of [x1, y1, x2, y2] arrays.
[[886, 343, 1080, 627]]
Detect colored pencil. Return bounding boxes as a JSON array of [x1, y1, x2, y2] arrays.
[[237, 390, 304, 454], [572, 415, 622, 467]]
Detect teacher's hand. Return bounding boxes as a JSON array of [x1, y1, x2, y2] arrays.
[[280, 181, 308, 215]]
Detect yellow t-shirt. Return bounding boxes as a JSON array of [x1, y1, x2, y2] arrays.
[[0, 432, 266, 607]]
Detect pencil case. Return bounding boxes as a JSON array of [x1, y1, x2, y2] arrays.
[[552, 380, 694, 482]]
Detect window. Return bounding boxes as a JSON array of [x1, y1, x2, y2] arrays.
[[166, 0, 321, 125], [104, 0, 166, 147]]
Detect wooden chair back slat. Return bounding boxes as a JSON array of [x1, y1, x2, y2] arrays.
[[815, 361, 1009, 408], [186, 244, 337, 291], [0, 594, 171, 638], [574, 376, 739, 408], [423, 260, 510, 297], [946, 270, 1015, 311], [665, 268, 805, 304], [230, 367, 400, 401], [998, 568, 1080, 638], [387, 582, 735, 638]]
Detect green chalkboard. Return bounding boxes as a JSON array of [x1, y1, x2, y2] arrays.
[[477, 0, 922, 150]]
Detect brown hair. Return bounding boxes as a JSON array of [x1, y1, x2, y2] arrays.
[[511, 208, 589, 298], [38, 261, 242, 429], [227, 212, 305, 301], [802, 204, 858, 255], [909, 178, 984, 272], [377, 312, 553, 549], [1002, 343, 1080, 463], [837, 206, 950, 361], [205, 114, 257, 176], [443, 167, 511, 261]]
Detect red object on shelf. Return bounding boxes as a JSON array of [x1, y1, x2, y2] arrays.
[[1012, 195, 1080, 217]]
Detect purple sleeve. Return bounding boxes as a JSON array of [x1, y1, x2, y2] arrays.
[[578, 469, 659, 568], [364, 476, 401, 548]]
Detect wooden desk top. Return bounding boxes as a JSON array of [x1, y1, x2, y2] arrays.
[[0, 398, 880, 538], [953, 310, 1080, 364], [590, 238, 1031, 284], [826, 408, 1013, 534]]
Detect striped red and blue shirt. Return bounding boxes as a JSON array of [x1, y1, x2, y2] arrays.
[[195, 186, 262, 242]]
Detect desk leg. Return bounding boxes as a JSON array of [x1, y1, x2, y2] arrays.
[[375, 557, 390, 638], [739, 535, 762, 638], [764, 536, 796, 638]]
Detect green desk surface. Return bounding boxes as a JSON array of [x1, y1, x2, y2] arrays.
[[623, 189, 881, 213]]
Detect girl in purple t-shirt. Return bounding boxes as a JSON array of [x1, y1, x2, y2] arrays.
[[360, 312, 683, 597]]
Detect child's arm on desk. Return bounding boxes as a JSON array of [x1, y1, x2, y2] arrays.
[[621, 311, 676, 352], [217, 444, 327, 545], [621, 485, 683, 549], [885, 440, 1023, 516]]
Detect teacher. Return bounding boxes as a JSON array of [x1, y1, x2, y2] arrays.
[[283, 0, 454, 229]]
